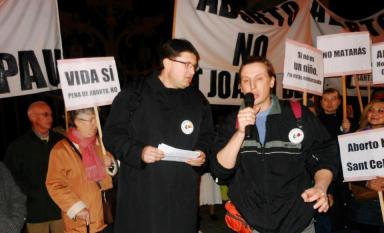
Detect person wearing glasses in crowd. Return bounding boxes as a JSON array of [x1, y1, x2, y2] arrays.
[[103, 38, 214, 233], [46, 108, 115, 233], [5, 101, 64, 233]]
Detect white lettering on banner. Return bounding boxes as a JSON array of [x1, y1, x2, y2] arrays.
[[58, 57, 121, 111], [338, 128, 384, 182]]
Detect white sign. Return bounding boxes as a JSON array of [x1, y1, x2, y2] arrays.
[[338, 128, 384, 182], [351, 74, 372, 87], [58, 57, 121, 111], [317, 31, 372, 77], [372, 42, 384, 85], [174, 0, 313, 105], [0, 0, 62, 98], [283, 39, 324, 95]]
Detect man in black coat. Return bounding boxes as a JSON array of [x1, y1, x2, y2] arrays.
[[103, 39, 215, 233], [5, 101, 64, 233]]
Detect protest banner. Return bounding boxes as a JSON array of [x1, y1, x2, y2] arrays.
[[372, 42, 384, 85], [57, 57, 121, 111], [317, 31, 371, 77], [283, 39, 324, 96], [338, 127, 384, 182], [0, 0, 62, 98]]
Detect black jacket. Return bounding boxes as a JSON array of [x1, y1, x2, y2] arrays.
[[103, 73, 215, 233], [4, 129, 63, 223], [211, 96, 338, 233]]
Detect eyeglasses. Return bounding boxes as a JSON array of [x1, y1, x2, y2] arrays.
[[33, 112, 52, 117], [169, 58, 199, 71], [76, 117, 96, 124]]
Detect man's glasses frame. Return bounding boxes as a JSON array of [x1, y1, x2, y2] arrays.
[[169, 58, 199, 71]]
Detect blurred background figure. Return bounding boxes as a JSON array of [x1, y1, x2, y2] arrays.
[[46, 108, 114, 233], [0, 161, 26, 233], [4, 101, 64, 233]]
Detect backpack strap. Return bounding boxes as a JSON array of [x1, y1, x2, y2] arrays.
[[289, 100, 303, 129], [64, 137, 82, 160]]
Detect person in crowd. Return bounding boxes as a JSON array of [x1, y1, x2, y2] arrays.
[[5, 101, 64, 233], [349, 100, 384, 233], [0, 161, 26, 233], [102, 38, 214, 233], [199, 171, 222, 220], [316, 88, 357, 233], [211, 56, 338, 233], [46, 108, 115, 233]]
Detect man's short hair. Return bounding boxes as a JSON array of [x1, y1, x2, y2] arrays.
[[159, 38, 200, 66], [322, 88, 340, 99], [238, 56, 276, 79], [27, 101, 49, 117]]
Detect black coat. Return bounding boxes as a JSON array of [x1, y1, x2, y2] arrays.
[[103, 73, 214, 233], [211, 97, 338, 233], [4, 129, 63, 223]]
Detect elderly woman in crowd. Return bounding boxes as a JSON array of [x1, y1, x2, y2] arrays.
[[46, 108, 115, 233], [350, 100, 384, 233]]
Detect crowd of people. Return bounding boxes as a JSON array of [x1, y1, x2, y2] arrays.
[[1, 38, 384, 233]]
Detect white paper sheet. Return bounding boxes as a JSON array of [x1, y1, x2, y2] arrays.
[[158, 143, 200, 162]]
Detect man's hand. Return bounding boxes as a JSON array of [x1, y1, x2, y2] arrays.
[[236, 107, 259, 133], [301, 186, 329, 213], [75, 208, 90, 225], [141, 146, 164, 163], [185, 151, 206, 167], [341, 118, 351, 133]]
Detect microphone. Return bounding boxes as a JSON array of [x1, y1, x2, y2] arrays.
[[243, 93, 255, 139]]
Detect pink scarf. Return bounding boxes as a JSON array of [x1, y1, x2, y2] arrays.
[[67, 127, 106, 182]]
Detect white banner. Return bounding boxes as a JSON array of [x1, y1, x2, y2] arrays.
[[58, 57, 121, 111], [0, 0, 62, 98], [283, 39, 323, 95], [174, 0, 313, 104], [317, 32, 372, 77], [338, 128, 384, 182], [174, 0, 384, 105], [372, 42, 384, 85]]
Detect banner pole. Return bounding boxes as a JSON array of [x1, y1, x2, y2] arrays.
[[93, 106, 107, 156], [302, 91, 307, 106], [378, 191, 384, 223], [341, 76, 347, 119], [353, 75, 364, 114], [65, 108, 69, 132], [172, 0, 178, 38], [367, 81, 371, 103]]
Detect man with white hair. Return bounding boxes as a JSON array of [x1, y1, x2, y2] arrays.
[[5, 101, 64, 233]]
